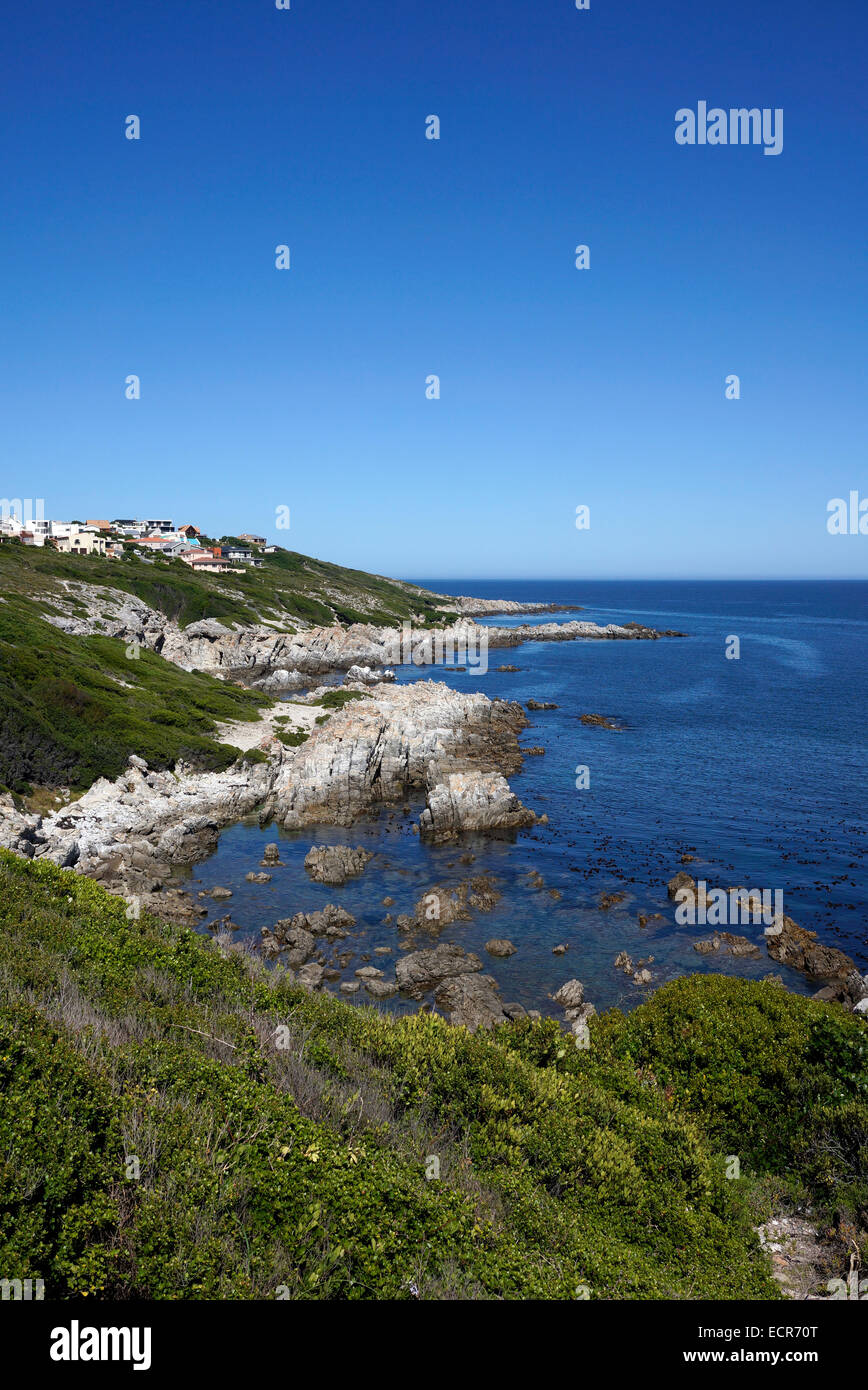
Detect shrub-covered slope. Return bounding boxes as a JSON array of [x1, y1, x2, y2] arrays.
[[0, 541, 453, 630], [2, 852, 865, 1300], [0, 540, 457, 795], [0, 597, 267, 794]]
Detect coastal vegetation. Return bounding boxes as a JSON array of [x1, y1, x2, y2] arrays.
[[0, 541, 454, 631], [1, 850, 864, 1300], [0, 542, 444, 797], [0, 595, 268, 795]]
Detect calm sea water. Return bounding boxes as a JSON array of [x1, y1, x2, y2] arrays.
[[179, 580, 868, 1017]]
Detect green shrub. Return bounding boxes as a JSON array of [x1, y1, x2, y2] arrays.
[[0, 851, 820, 1300]]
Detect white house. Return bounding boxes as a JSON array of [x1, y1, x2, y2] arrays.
[[53, 531, 107, 556]]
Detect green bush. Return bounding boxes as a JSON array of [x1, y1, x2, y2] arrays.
[[0, 600, 268, 791], [590, 974, 868, 1211], [1, 850, 835, 1301]]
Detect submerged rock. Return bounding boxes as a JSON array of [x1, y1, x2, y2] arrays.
[[412, 876, 500, 929], [693, 933, 761, 959]]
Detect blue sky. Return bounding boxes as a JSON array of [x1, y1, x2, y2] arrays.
[[1, 0, 865, 579]]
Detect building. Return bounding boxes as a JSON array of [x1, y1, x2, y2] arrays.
[[214, 543, 265, 569], [238, 533, 266, 546], [140, 519, 174, 534], [177, 524, 200, 539], [182, 554, 243, 574], [122, 536, 186, 556], [86, 520, 112, 532], [53, 531, 107, 556], [0, 516, 52, 545]]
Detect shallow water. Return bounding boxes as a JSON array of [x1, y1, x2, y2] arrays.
[[177, 579, 868, 1016]]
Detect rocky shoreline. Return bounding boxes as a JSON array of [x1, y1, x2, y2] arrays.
[[0, 678, 538, 904], [4, 576, 862, 1032], [38, 579, 680, 692]]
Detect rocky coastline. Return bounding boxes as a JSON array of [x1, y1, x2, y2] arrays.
[[37, 579, 680, 692], [0, 677, 538, 904], [2, 576, 862, 1033]]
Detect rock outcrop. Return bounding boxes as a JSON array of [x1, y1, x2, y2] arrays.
[[767, 916, 866, 1008], [395, 943, 483, 999], [419, 770, 535, 843], [303, 845, 373, 884], [434, 974, 510, 1031], [411, 877, 500, 928], [552, 978, 596, 1037], [38, 579, 677, 691], [0, 681, 540, 901], [693, 933, 761, 958], [277, 683, 532, 832], [485, 939, 517, 958], [260, 904, 355, 961], [580, 714, 622, 730]]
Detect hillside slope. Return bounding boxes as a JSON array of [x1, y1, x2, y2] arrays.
[[0, 542, 454, 796], [1, 851, 865, 1300], [0, 594, 269, 794], [0, 542, 455, 630]]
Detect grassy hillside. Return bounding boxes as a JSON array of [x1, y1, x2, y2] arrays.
[[1, 851, 865, 1300], [0, 595, 268, 795], [0, 541, 455, 629], [0, 538, 458, 796]]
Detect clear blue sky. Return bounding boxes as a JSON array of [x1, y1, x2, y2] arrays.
[[1, 0, 865, 578]]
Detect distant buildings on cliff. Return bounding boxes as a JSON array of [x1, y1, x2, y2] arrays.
[[0, 510, 276, 569]]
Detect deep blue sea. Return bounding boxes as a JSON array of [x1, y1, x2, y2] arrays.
[[179, 580, 867, 1017]]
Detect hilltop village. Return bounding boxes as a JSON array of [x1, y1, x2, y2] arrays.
[[0, 511, 272, 573]]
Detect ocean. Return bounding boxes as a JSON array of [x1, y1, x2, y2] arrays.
[[178, 580, 868, 1016]]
